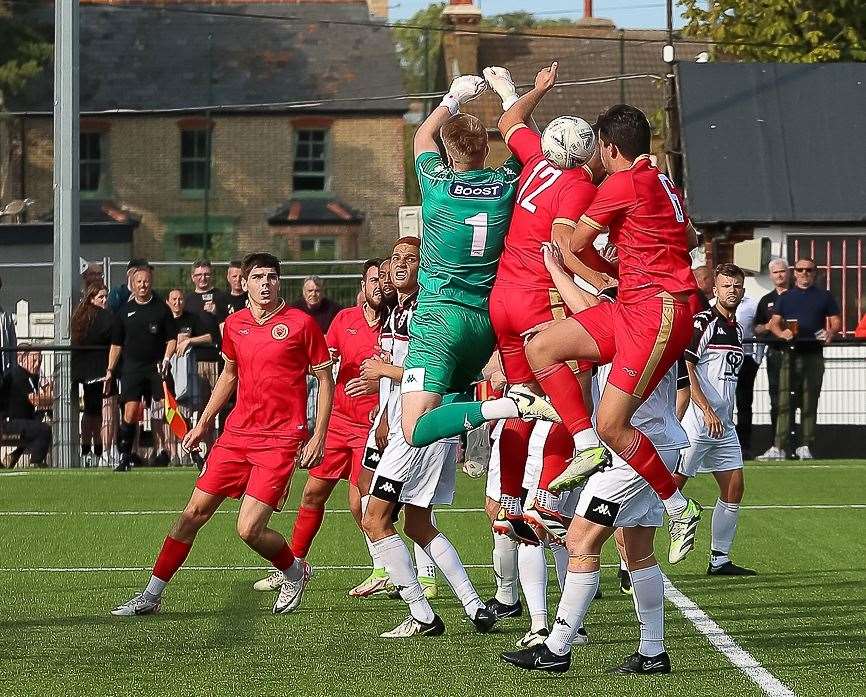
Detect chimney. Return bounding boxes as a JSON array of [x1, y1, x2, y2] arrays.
[[584, 0, 593, 18], [367, 0, 388, 20], [441, 0, 482, 80]]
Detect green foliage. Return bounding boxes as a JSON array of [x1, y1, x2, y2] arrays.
[[392, 2, 445, 93], [681, 0, 866, 62], [0, 1, 53, 98]]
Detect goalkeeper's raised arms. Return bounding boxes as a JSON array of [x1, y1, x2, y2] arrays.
[[440, 74, 488, 115]]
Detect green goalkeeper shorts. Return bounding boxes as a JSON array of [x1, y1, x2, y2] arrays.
[[402, 302, 495, 395]]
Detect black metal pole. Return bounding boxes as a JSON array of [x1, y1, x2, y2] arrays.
[[203, 31, 213, 256]]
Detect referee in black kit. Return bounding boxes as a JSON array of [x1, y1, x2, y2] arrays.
[[104, 265, 176, 472]]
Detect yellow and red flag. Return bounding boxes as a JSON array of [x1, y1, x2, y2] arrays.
[[163, 381, 189, 440]]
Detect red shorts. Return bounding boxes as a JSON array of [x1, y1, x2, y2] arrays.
[[195, 430, 301, 510], [489, 283, 570, 384], [571, 292, 693, 399], [307, 413, 367, 487]]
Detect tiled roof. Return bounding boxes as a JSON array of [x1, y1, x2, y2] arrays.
[[268, 196, 363, 224], [9, 2, 405, 114]]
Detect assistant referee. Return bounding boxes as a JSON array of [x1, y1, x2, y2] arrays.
[[105, 266, 176, 472]]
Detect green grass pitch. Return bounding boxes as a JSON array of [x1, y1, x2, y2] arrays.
[[2, 461, 865, 696]]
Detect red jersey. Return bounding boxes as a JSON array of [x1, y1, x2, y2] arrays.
[[581, 156, 698, 304], [326, 305, 380, 430], [221, 302, 331, 440], [496, 126, 597, 290]]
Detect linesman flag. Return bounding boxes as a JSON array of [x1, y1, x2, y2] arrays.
[[163, 380, 189, 440]]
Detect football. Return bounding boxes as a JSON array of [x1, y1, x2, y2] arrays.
[[541, 116, 597, 169]]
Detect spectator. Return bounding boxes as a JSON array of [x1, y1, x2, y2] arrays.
[[225, 260, 248, 315], [104, 266, 176, 472], [854, 299, 866, 338], [292, 275, 342, 334], [693, 265, 714, 310], [766, 258, 842, 460], [81, 262, 104, 294], [108, 259, 150, 313], [0, 347, 51, 468], [183, 260, 227, 445], [70, 282, 115, 467], [0, 274, 16, 377], [734, 292, 761, 458], [754, 258, 790, 456], [378, 258, 397, 321]]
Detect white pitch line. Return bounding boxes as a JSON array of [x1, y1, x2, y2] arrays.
[[0, 471, 29, 477], [3, 503, 866, 517], [664, 576, 797, 697], [0, 563, 619, 573]]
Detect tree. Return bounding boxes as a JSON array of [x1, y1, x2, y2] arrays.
[[393, 2, 445, 94], [681, 0, 866, 62]]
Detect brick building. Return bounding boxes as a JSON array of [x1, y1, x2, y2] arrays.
[[4, 0, 406, 262]]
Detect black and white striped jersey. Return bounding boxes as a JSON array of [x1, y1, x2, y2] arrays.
[[374, 290, 418, 429], [681, 306, 744, 442]]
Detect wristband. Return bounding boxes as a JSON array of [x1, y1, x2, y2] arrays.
[[440, 94, 460, 116], [501, 94, 518, 111]]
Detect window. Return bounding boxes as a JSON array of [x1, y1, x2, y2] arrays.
[[293, 129, 328, 192], [180, 129, 210, 191], [164, 216, 235, 258], [80, 132, 104, 193], [300, 237, 336, 260]]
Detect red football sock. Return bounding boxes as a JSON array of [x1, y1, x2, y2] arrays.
[[617, 427, 678, 500], [269, 541, 297, 572], [538, 423, 574, 491], [289, 506, 325, 559], [498, 418, 535, 498], [152, 535, 192, 582], [533, 363, 592, 435]]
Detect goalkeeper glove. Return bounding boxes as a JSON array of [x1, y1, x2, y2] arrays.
[[440, 75, 487, 115], [482, 66, 518, 111]]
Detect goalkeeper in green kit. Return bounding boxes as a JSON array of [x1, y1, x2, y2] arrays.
[[401, 74, 559, 448]]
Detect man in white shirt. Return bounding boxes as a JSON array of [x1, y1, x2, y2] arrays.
[[735, 294, 762, 459]]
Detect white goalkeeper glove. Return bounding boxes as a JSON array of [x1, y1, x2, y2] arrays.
[[482, 66, 518, 111], [440, 75, 487, 115]]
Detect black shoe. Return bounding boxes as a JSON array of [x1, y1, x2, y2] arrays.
[[129, 453, 143, 469], [113, 454, 131, 472], [485, 597, 523, 620], [471, 607, 497, 633], [501, 643, 571, 673], [594, 586, 603, 600], [492, 509, 541, 546], [151, 450, 170, 468], [609, 651, 671, 674], [421, 613, 446, 636], [619, 569, 633, 595], [708, 560, 757, 576]]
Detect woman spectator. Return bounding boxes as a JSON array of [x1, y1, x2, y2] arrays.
[[70, 282, 115, 466]]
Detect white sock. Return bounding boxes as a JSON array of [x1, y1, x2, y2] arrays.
[[144, 575, 167, 599], [424, 533, 484, 617], [518, 544, 548, 632], [572, 428, 598, 451], [414, 542, 436, 579], [661, 489, 689, 517], [493, 533, 519, 605], [711, 498, 740, 563], [630, 565, 665, 657], [481, 397, 519, 421], [547, 541, 569, 590], [361, 495, 385, 570], [620, 556, 629, 572], [546, 570, 599, 656], [372, 534, 434, 624]]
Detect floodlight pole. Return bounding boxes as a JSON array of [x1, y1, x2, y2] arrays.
[[52, 0, 81, 468]]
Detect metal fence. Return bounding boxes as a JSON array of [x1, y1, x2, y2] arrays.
[[2, 339, 865, 470]]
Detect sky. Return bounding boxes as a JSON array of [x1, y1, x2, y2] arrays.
[[390, 0, 688, 28]]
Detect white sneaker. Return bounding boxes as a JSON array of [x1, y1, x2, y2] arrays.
[[272, 561, 313, 614], [795, 446, 814, 460], [111, 592, 160, 616], [517, 627, 549, 648], [348, 569, 389, 598], [253, 570, 284, 592], [756, 446, 785, 461], [506, 385, 561, 423], [379, 613, 445, 638]]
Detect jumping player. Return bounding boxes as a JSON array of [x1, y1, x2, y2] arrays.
[[253, 259, 383, 593], [110, 252, 334, 617], [675, 263, 756, 576], [399, 74, 554, 451], [524, 104, 703, 563]]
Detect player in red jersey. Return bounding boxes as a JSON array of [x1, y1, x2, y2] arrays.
[[252, 259, 383, 593], [524, 104, 703, 563], [110, 252, 335, 617]]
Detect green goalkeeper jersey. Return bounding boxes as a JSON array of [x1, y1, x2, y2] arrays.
[[414, 151, 521, 310]]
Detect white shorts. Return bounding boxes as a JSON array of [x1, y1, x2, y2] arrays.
[[677, 438, 744, 478], [485, 421, 545, 502], [574, 448, 680, 529], [370, 426, 458, 508]]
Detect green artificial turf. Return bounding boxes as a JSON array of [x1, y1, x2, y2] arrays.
[[1, 461, 865, 696]]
